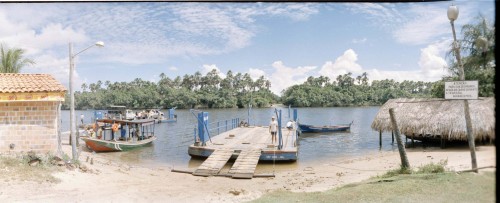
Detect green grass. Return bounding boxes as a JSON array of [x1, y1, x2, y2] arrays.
[[250, 161, 495, 203]]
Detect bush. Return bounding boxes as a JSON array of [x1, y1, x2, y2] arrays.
[[380, 159, 448, 178], [416, 159, 447, 174]]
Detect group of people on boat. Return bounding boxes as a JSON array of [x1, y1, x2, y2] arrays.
[[82, 121, 143, 142]]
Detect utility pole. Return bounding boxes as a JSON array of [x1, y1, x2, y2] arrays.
[[448, 5, 477, 172]]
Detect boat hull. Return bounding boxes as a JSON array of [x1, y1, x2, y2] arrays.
[[188, 146, 298, 161], [81, 136, 156, 152], [298, 124, 351, 133]]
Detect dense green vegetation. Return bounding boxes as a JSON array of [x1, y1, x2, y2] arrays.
[[65, 15, 494, 110], [281, 74, 433, 107], [68, 70, 278, 110], [68, 70, 435, 110]]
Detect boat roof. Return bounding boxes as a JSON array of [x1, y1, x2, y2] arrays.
[[96, 118, 155, 125]]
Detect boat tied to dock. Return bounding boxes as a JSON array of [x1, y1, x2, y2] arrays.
[[181, 108, 300, 179], [80, 118, 156, 152]]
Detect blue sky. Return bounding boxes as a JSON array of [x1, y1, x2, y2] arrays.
[[0, 1, 495, 95]]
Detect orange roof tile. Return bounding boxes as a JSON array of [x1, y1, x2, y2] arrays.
[[0, 73, 67, 93]]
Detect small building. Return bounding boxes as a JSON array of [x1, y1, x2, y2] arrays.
[[371, 97, 495, 144], [0, 73, 66, 153]]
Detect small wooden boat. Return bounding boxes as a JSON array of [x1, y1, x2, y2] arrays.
[[80, 118, 156, 152], [298, 121, 353, 133]]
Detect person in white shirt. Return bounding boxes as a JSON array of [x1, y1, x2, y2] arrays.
[[286, 120, 294, 130], [80, 114, 85, 125], [269, 116, 278, 144]]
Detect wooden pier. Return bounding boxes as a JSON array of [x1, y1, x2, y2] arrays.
[[192, 149, 234, 176], [188, 126, 298, 179], [228, 149, 262, 179]]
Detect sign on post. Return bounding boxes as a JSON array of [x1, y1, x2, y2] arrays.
[[445, 80, 478, 100]]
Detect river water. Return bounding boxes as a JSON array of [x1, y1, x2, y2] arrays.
[[63, 106, 399, 172]]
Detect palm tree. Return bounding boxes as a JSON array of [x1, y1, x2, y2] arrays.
[[0, 44, 35, 73], [445, 14, 495, 97]]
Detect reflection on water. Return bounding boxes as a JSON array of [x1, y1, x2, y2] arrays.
[[63, 106, 399, 171]]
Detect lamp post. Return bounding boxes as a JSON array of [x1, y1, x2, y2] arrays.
[[69, 41, 104, 161], [448, 5, 477, 172]]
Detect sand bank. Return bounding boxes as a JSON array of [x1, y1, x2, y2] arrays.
[[0, 144, 495, 203]]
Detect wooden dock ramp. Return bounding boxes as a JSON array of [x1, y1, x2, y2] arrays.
[[228, 149, 262, 179], [193, 149, 234, 177]]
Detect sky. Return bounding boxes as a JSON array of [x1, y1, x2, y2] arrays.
[[0, 1, 495, 95]]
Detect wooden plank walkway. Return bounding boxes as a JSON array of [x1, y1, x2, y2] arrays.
[[228, 149, 262, 179], [188, 126, 298, 178], [192, 149, 234, 177]]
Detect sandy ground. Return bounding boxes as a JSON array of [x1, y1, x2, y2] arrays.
[[0, 143, 495, 203]]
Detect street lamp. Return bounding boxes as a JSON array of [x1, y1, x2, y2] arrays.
[[447, 5, 477, 172], [69, 41, 104, 161]]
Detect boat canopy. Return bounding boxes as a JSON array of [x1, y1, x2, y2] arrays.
[[96, 118, 155, 126]]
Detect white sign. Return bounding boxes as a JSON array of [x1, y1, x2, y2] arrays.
[[445, 80, 478, 100]]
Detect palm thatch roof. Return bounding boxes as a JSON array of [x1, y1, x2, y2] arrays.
[[371, 97, 495, 141]]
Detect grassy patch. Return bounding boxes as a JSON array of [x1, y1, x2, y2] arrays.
[[251, 161, 495, 203], [0, 152, 66, 184]]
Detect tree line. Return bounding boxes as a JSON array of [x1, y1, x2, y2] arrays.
[[67, 69, 278, 110], [68, 71, 437, 109], [281, 74, 435, 107]]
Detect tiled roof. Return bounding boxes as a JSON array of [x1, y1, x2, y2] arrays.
[[0, 73, 67, 93]]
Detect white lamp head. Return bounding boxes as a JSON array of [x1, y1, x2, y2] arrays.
[[447, 5, 459, 21], [95, 41, 105, 47]]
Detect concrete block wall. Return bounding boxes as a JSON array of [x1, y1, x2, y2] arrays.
[[0, 101, 60, 153]]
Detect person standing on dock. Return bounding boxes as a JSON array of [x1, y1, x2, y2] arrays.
[[269, 116, 278, 144], [286, 120, 294, 135], [80, 114, 85, 125]]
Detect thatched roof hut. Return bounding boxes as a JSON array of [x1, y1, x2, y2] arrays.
[[371, 97, 495, 142]]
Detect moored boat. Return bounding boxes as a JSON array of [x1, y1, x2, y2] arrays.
[[156, 108, 177, 123], [298, 121, 353, 133], [80, 118, 156, 152]]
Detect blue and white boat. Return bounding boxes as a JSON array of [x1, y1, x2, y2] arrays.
[[298, 121, 353, 134]]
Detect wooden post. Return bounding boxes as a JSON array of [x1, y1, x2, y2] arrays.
[[463, 100, 478, 172], [411, 134, 415, 148], [379, 130, 382, 148], [389, 108, 410, 169], [440, 135, 446, 149], [391, 131, 394, 144]]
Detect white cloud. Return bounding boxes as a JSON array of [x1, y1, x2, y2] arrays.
[[169, 66, 178, 71], [22, 54, 72, 88], [351, 41, 449, 83], [263, 3, 319, 21], [267, 61, 316, 95], [351, 38, 367, 44], [345, 3, 405, 30], [0, 11, 29, 36], [418, 40, 450, 79], [345, 3, 480, 46], [248, 68, 266, 80], [202, 64, 226, 78], [392, 5, 451, 45], [319, 49, 363, 79]]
